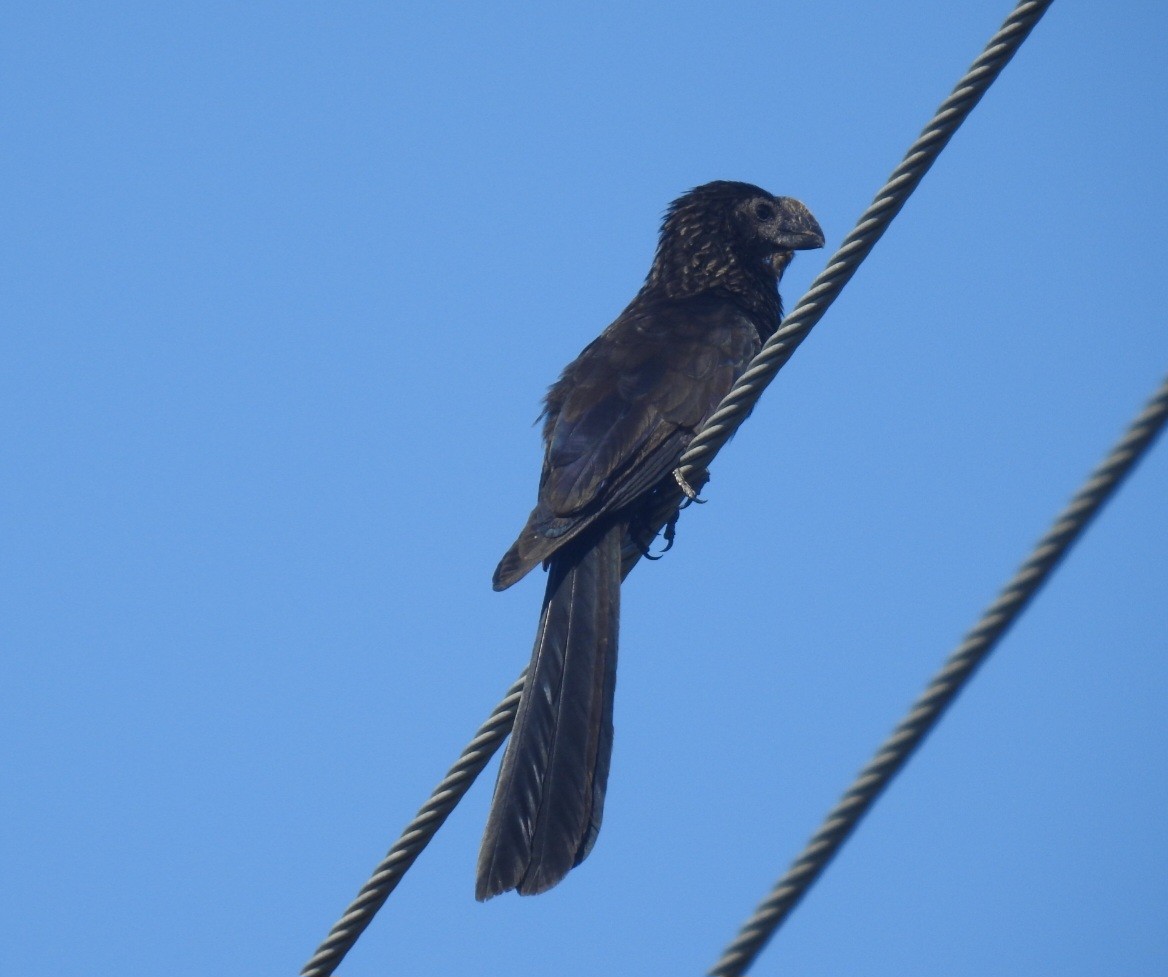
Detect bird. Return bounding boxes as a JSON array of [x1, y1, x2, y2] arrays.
[[476, 181, 824, 900]]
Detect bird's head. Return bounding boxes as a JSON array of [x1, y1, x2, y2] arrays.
[[728, 187, 825, 273], [648, 181, 824, 296]]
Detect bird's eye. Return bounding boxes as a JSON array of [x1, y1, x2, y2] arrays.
[[753, 202, 776, 222]]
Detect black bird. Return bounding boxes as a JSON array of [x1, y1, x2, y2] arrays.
[[476, 181, 823, 900]]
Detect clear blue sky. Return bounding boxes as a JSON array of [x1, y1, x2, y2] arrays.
[[4, 2, 1166, 975]]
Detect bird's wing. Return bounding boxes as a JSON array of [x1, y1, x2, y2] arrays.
[[493, 294, 761, 589]]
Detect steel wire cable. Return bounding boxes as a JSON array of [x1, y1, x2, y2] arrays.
[[299, 672, 526, 977], [301, 2, 1059, 973], [677, 0, 1055, 483], [708, 370, 1168, 977]]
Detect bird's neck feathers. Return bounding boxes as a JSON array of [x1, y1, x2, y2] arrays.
[[640, 222, 781, 324]]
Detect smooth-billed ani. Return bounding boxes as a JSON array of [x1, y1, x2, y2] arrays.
[[476, 181, 823, 900]]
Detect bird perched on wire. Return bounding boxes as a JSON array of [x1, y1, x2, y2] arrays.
[[477, 181, 823, 900]]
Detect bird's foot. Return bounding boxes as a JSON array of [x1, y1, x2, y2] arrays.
[[673, 467, 707, 505], [633, 506, 682, 561], [660, 509, 679, 552]]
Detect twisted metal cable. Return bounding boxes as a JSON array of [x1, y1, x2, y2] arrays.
[[677, 0, 1055, 483], [708, 371, 1168, 977], [302, 3, 1060, 972], [300, 671, 526, 977], [299, 487, 706, 977]]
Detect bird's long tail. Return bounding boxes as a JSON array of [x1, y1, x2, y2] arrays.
[[476, 520, 622, 899]]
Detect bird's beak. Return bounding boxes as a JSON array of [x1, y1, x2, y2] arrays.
[[772, 197, 825, 251]]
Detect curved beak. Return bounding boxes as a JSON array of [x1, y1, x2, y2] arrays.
[[772, 196, 825, 251]]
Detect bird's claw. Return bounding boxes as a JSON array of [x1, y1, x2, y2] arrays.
[[673, 467, 707, 504], [633, 506, 680, 561], [660, 511, 679, 552]]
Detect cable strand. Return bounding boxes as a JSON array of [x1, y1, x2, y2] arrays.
[[299, 672, 526, 977], [677, 0, 1055, 481], [302, 2, 1070, 972], [708, 371, 1168, 977]]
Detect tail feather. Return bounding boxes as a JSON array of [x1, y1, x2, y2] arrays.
[[476, 522, 622, 899]]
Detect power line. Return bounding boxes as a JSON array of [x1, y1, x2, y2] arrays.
[[676, 0, 1056, 484], [300, 672, 525, 977], [708, 370, 1168, 976], [300, 1, 1077, 973]]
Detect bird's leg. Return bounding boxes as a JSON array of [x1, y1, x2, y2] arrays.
[[628, 498, 683, 562], [632, 524, 661, 560], [629, 513, 666, 561], [658, 508, 680, 553]]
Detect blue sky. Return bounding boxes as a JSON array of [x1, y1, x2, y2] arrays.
[[4, 2, 1166, 975]]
